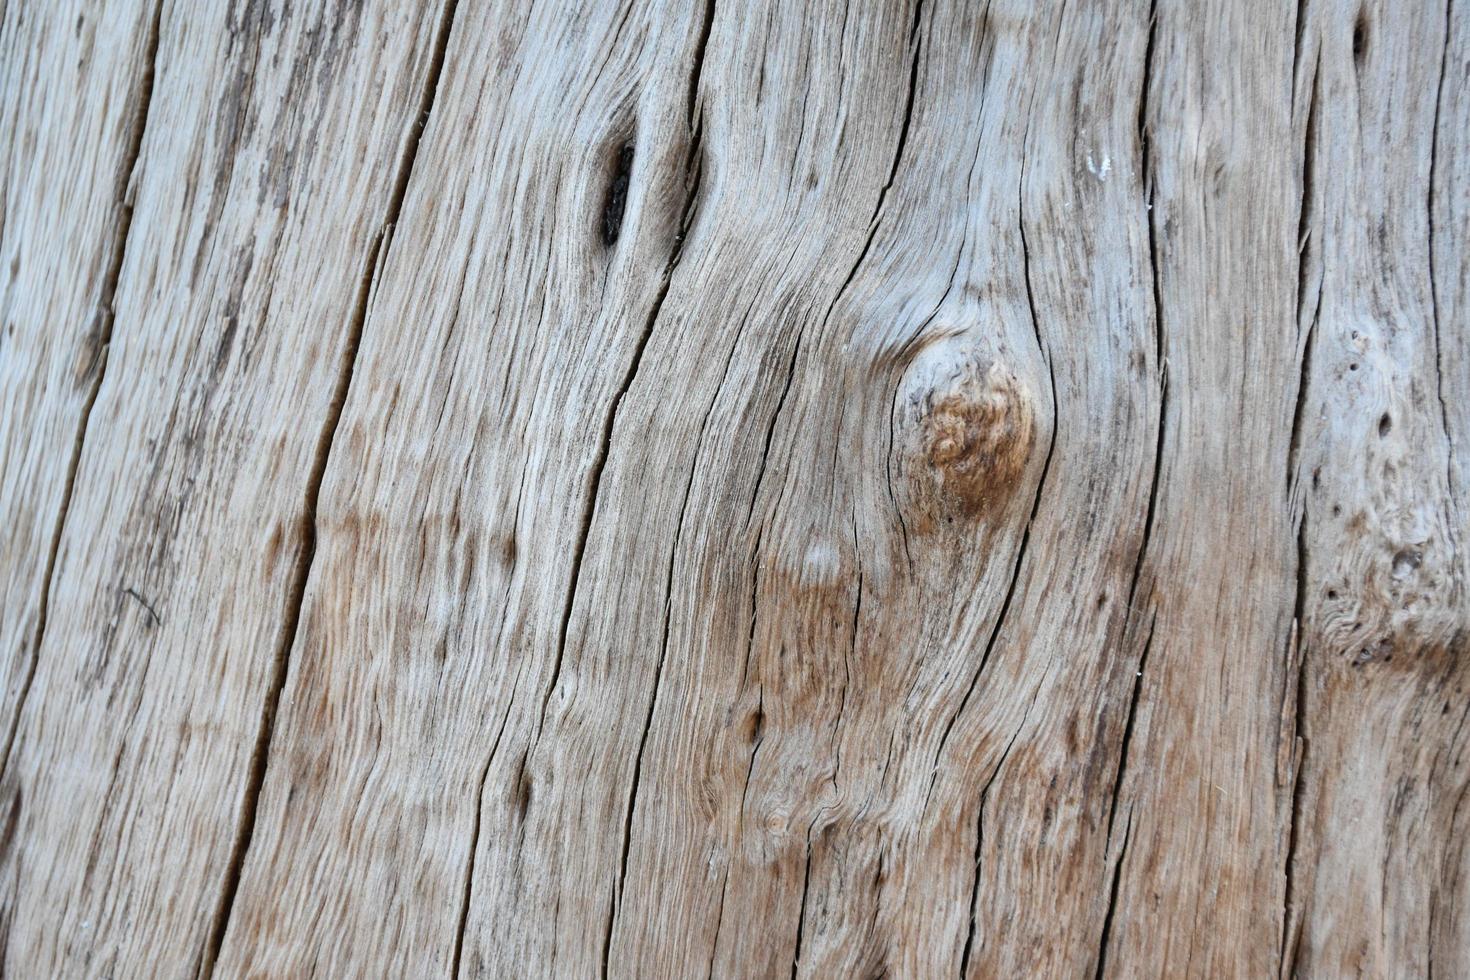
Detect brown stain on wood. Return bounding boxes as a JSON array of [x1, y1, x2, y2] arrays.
[[916, 364, 1036, 522], [897, 352, 1039, 537]]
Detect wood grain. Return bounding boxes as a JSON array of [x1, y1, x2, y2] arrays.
[[0, 0, 1464, 976], [1287, 0, 1469, 974], [0, 0, 158, 782], [0, 0, 450, 973]]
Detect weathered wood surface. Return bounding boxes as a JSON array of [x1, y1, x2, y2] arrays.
[[0, 0, 1464, 976]]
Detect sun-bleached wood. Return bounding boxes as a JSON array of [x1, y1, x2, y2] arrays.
[[0, 1, 450, 973], [0, 0, 1465, 976], [0, 0, 157, 782]]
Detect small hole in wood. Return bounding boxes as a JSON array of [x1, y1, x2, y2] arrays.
[[601, 143, 636, 247]]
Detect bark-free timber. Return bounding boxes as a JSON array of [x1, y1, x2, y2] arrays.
[[0, 0, 1465, 976]]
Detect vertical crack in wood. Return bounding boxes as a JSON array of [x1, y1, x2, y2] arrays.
[[1291, 0, 1313, 103], [1093, 812, 1134, 980], [537, 26, 712, 746], [705, 867, 732, 980], [197, 1, 463, 974], [792, 782, 862, 980], [871, 0, 923, 230], [830, 502, 863, 785], [1279, 40, 1321, 979], [958, 723, 1023, 978], [1104, 612, 1156, 849], [1092, 5, 1165, 971], [1018, 119, 1049, 373], [1279, 605, 1310, 979], [1292, 53, 1322, 342], [1137, 0, 1163, 385], [745, 258, 810, 535], [740, 522, 767, 682], [452, 669, 524, 979], [827, 0, 924, 313], [1428, 0, 1457, 500], [0, 0, 164, 787], [789, 829, 817, 979], [687, 0, 717, 133], [1092, 618, 1156, 977], [579, 8, 717, 974], [1116, 296, 1164, 844], [1125, 365, 1166, 617], [1117, 0, 1165, 618]]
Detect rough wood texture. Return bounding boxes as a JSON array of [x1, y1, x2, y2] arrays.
[[0, 0, 1465, 976], [0, 0, 450, 972], [0, 0, 157, 784]]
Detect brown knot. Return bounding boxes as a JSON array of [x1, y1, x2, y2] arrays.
[[900, 358, 1037, 530]]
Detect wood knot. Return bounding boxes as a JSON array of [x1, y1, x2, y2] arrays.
[[1312, 533, 1464, 677], [898, 357, 1037, 529]]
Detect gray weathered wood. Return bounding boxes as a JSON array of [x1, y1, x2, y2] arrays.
[[0, 0, 157, 784], [0, 1, 450, 973], [0, 0, 1464, 976]]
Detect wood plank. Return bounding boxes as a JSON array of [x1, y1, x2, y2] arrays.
[[0, 0, 157, 775], [1287, 0, 1470, 973], [0, 1, 451, 973], [215, 0, 721, 972], [605, 2, 1158, 976], [1096, 1, 1305, 974]]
